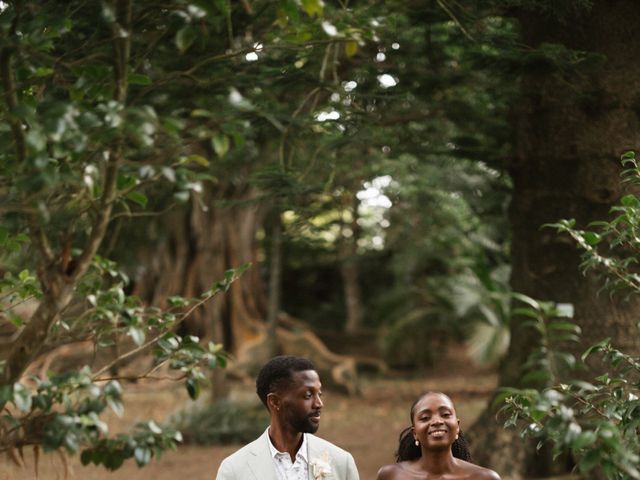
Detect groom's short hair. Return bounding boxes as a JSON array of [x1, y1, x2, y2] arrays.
[[256, 356, 316, 408]]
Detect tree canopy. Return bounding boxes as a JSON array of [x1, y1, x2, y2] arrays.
[[2, 0, 639, 477]]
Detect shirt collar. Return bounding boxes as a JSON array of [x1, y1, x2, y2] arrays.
[[267, 427, 308, 463]]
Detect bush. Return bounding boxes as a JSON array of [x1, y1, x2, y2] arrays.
[[170, 400, 269, 445], [501, 332, 640, 480]]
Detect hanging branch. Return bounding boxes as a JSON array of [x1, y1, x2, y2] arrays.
[[436, 0, 474, 42], [73, 0, 131, 281]]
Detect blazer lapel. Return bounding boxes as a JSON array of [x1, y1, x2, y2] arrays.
[[307, 435, 332, 480], [306, 435, 314, 480], [247, 430, 279, 480]]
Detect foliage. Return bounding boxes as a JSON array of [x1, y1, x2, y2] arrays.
[[499, 305, 640, 480], [0, 0, 323, 470], [459, 264, 511, 366], [269, 1, 514, 342], [499, 154, 640, 479], [0, 260, 245, 469], [548, 152, 640, 298], [170, 400, 269, 446]]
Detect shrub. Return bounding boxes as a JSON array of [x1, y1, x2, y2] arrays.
[[170, 400, 269, 445]]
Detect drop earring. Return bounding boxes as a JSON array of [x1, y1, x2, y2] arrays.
[[414, 440, 419, 446]]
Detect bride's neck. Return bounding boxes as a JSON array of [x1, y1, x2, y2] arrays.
[[418, 449, 455, 475]]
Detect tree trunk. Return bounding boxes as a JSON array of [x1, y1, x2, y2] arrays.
[[470, 2, 640, 478], [136, 183, 267, 356], [135, 184, 360, 395], [342, 194, 364, 333], [265, 210, 282, 357]]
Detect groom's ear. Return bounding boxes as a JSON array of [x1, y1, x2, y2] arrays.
[[267, 392, 280, 413]]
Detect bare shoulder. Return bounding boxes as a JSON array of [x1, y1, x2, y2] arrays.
[[470, 464, 501, 480], [457, 459, 501, 480], [376, 463, 403, 480], [475, 467, 501, 480]]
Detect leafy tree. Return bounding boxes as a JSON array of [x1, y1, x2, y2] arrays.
[[469, 1, 640, 476], [499, 158, 640, 478], [0, 0, 328, 469]]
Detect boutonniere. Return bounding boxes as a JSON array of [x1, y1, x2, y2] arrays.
[[310, 452, 332, 479]]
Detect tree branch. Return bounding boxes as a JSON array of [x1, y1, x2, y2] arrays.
[[0, 47, 25, 165], [73, 0, 132, 281], [92, 287, 224, 380]]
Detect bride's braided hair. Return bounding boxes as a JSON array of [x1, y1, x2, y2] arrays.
[[395, 392, 472, 462]]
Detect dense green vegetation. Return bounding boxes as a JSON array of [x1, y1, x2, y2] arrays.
[[1, 0, 639, 477]]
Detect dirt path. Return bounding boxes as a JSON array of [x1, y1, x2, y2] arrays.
[[1, 350, 497, 480]]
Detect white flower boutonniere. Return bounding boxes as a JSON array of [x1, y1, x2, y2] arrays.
[[310, 452, 332, 479]]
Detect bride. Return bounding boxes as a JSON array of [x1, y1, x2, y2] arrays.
[[376, 391, 501, 480]]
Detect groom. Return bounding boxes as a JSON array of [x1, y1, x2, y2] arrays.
[[216, 355, 360, 480]]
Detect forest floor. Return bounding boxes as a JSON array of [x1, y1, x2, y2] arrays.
[[0, 344, 498, 480]]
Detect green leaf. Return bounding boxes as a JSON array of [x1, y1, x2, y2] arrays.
[[191, 109, 212, 118], [117, 174, 137, 190], [128, 73, 152, 85], [512, 293, 540, 310], [186, 377, 200, 400], [212, 134, 230, 158], [512, 307, 539, 319], [345, 40, 359, 57], [582, 231, 601, 245], [8, 314, 23, 328], [128, 327, 145, 346], [148, 420, 162, 434], [180, 154, 209, 167], [301, 0, 324, 17], [126, 191, 148, 208], [0, 384, 13, 404], [554, 351, 576, 370], [579, 448, 601, 472], [212, 0, 229, 15], [80, 449, 93, 466], [521, 369, 550, 385], [104, 452, 125, 471], [107, 397, 124, 417], [581, 338, 610, 362], [571, 430, 595, 450], [32, 66, 54, 77], [176, 26, 196, 53], [134, 447, 151, 467], [13, 383, 32, 411], [548, 321, 580, 333]]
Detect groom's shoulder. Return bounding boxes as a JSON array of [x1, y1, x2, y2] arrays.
[[221, 435, 265, 463]]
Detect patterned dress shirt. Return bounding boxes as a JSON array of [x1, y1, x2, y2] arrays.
[[268, 429, 309, 480]]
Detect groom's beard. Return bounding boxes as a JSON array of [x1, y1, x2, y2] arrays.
[[287, 411, 320, 434]]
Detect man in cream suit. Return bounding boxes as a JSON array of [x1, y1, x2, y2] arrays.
[[216, 356, 360, 480]]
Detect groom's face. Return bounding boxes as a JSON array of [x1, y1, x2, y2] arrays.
[[280, 369, 323, 434]]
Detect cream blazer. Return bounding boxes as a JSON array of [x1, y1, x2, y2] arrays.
[[215, 429, 360, 480]]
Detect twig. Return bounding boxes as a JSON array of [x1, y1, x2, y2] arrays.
[[91, 287, 223, 380], [436, 0, 474, 42]]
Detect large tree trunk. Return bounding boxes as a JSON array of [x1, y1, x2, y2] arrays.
[[265, 210, 282, 357], [470, 2, 640, 478], [135, 183, 360, 395], [136, 183, 267, 353]]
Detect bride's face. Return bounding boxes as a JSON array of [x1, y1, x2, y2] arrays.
[[412, 393, 460, 451]]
